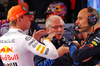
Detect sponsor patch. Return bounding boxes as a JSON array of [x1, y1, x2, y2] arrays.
[[36, 45, 46, 54], [0, 46, 13, 54], [93, 37, 100, 43], [32, 42, 38, 48], [25, 36, 32, 41], [0, 54, 19, 61], [92, 41, 97, 46], [28, 39, 35, 46], [40, 46, 46, 54], [0, 39, 15, 43], [88, 44, 94, 49], [18, 30, 23, 33], [36, 45, 42, 51], [44, 48, 49, 55], [4, 62, 18, 66], [88, 41, 98, 49]]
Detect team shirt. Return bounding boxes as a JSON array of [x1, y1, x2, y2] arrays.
[[0, 28, 58, 66]]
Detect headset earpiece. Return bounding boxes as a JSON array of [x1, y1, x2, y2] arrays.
[[88, 6, 97, 26]]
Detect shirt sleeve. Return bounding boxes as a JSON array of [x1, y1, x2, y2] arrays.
[[20, 35, 59, 59], [69, 34, 100, 64]]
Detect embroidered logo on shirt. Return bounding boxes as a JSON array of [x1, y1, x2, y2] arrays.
[[36, 45, 46, 54], [92, 41, 97, 46], [25, 36, 32, 41], [0, 46, 13, 54]]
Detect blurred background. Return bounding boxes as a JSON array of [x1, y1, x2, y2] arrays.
[[0, 0, 100, 36]]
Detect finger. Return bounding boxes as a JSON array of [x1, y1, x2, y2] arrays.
[[38, 30, 47, 35], [50, 33, 55, 37], [48, 33, 55, 39], [33, 29, 36, 34], [33, 29, 36, 37]]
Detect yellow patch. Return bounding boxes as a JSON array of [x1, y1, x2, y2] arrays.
[[92, 41, 97, 46], [46, 39, 50, 41], [36, 45, 42, 51]]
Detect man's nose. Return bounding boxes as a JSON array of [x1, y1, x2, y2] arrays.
[[57, 27, 62, 31], [75, 19, 79, 24]]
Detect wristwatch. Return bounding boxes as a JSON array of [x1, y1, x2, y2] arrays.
[[65, 41, 74, 47]]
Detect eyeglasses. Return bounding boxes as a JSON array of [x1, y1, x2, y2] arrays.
[[49, 25, 64, 29]]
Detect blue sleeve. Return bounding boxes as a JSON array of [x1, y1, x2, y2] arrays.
[[69, 43, 77, 56], [38, 59, 55, 66], [34, 55, 55, 66], [69, 43, 79, 65]]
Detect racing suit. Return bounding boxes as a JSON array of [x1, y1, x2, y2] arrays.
[[69, 27, 100, 66], [0, 28, 58, 66]]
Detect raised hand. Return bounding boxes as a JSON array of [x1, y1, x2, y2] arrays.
[[33, 30, 48, 41]]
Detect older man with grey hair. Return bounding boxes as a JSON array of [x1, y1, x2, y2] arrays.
[[34, 15, 72, 66]]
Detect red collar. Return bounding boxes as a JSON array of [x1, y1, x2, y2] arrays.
[[93, 27, 100, 33]]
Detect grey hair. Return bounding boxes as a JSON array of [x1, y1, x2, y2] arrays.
[[45, 15, 65, 28]]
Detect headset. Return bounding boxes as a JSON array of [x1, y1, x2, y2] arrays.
[[88, 6, 97, 26]]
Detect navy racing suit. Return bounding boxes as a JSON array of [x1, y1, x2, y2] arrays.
[[69, 27, 100, 66]]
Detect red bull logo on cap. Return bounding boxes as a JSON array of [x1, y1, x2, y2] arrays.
[[0, 46, 13, 54]]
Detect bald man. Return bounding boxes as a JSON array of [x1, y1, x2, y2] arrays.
[[67, 6, 100, 66]]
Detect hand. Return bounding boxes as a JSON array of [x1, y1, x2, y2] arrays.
[[33, 30, 48, 41], [72, 41, 80, 49], [41, 33, 55, 43], [57, 45, 69, 57]]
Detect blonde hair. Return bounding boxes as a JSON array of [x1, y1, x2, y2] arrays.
[[9, 19, 17, 27], [8, 16, 23, 27]]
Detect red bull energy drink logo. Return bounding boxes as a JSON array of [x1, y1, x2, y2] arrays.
[[0, 46, 19, 61], [0, 46, 13, 54]]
